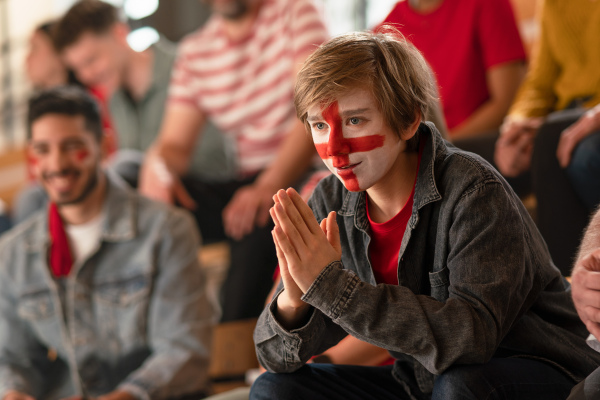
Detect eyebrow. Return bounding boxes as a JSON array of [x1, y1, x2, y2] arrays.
[[307, 107, 372, 122]]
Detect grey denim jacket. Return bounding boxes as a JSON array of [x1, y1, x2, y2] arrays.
[[254, 123, 600, 397], [0, 174, 215, 399]]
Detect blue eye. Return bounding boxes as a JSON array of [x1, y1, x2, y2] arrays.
[[349, 117, 360, 125], [315, 122, 326, 130]]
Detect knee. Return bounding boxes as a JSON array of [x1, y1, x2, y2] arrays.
[[249, 372, 288, 400], [432, 366, 486, 400]]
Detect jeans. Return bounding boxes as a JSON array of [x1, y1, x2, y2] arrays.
[[250, 358, 575, 400]]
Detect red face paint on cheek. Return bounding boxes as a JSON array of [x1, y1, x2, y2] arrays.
[[313, 102, 386, 192], [76, 149, 90, 162]]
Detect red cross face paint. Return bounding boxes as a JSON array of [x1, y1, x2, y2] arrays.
[[309, 88, 406, 192]]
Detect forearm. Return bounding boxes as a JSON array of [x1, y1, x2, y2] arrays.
[[450, 99, 513, 140]]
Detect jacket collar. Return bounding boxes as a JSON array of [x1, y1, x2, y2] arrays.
[[337, 122, 445, 226], [25, 171, 137, 253]]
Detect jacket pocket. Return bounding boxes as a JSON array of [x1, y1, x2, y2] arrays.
[[18, 290, 55, 320], [428, 266, 449, 301], [94, 273, 150, 350]]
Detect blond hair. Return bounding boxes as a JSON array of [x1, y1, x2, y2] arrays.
[[295, 29, 438, 150]]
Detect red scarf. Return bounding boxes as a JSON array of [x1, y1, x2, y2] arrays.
[[48, 203, 73, 277]]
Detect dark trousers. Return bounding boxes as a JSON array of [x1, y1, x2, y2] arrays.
[[249, 358, 575, 400], [182, 175, 277, 323]]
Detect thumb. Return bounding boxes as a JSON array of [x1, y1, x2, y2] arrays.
[[326, 211, 341, 255], [174, 180, 197, 210]]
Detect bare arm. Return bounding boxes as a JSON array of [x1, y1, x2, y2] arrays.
[[450, 61, 525, 140], [138, 104, 205, 207]]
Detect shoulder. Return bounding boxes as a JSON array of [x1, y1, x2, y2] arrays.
[[433, 142, 510, 206]]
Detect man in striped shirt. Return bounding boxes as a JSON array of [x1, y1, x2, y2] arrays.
[[139, 0, 329, 322]]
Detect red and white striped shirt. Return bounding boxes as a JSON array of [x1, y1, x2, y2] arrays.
[[169, 0, 329, 176]]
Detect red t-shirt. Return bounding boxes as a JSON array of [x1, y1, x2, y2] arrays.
[[367, 141, 424, 285], [380, 0, 526, 132]]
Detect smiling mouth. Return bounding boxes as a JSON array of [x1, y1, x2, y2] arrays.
[[335, 162, 361, 175]]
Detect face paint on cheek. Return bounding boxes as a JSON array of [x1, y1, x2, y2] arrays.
[[75, 149, 90, 162], [314, 102, 386, 192]]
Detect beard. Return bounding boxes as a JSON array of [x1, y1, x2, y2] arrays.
[[44, 167, 100, 206]]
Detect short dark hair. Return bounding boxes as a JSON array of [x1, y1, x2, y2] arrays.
[[28, 86, 103, 141], [54, 0, 121, 52]]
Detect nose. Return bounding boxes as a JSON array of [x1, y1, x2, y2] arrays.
[[47, 147, 69, 172], [326, 118, 351, 157]]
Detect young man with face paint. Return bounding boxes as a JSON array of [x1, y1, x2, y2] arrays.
[[250, 32, 600, 400], [0, 87, 213, 400]]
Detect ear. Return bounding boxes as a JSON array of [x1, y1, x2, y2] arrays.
[[400, 112, 422, 142]]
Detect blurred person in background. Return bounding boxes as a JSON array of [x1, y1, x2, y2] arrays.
[[138, 0, 329, 322], [12, 20, 117, 228], [494, 0, 600, 274], [53, 0, 235, 195], [379, 0, 526, 140], [0, 86, 213, 400]]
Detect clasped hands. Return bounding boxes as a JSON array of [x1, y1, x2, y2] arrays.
[[270, 188, 342, 313]]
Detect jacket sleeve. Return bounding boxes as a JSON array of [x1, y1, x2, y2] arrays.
[[253, 190, 348, 373], [264, 180, 542, 375], [0, 265, 47, 398], [117, 209, 215, 399]]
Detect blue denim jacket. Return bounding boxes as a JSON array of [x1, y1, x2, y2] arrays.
[[254, 123, 600, 396], [0, 174, 215, 399]]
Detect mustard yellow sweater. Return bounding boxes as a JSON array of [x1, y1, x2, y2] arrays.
[[509, 0, 600, 119]]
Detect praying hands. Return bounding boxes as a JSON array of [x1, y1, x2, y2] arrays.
[[269, 188, 341, 329]]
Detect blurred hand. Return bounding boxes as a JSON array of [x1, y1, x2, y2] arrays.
[[557, 105, 600, 168], [223, 183, 275, 240], [4, 391, 35, 400], [494, 118, 542, 177], [572, 248, 600, 339], [138, 155, 196, 210]]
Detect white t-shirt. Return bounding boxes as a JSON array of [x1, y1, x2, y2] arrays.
[[65, 213, 104, 265]]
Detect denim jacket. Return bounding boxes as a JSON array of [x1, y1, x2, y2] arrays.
[[0, 174, 214, 399], [254, 123, 600, 397]]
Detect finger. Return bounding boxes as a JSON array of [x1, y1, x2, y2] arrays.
[[274, 202, 309, 253], [326, 211, 342, 255], [584, 305, 600, 325], [586, 320, 600, 340], [273, 225, 301, 265], [174, 180, 197, 210], [272, 230, 288, 269], [286, 188, 322, 234], [276, 190, 313, 245], [270, 206, 281, 226], [320, 218, 328, 234]]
